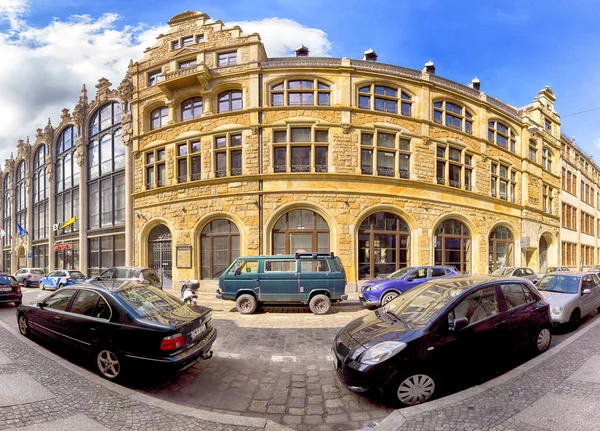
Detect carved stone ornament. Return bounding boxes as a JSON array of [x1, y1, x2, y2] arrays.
[[43, 118, 54, 144], [72, 103, 87, 129], [95, 77, 113, 103], [118, 71, 135, 105], [122, 111, 133, 146], [16, 139, 31, 162], [46, 157, 54, 181], [75, 144, 86, 167], [251, 125, 259, 135], [342, 124, 352, 134], [422, 137, 432, 146]]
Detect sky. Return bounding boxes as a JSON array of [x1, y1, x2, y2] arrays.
[[0, 0, 599, 165]]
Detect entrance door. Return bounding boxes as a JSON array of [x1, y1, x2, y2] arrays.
[[539, 236, 548, 273], [148, 225, 172, 290]]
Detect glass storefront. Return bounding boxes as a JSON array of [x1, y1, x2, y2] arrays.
[[88, 234, 125, 277], [33, 244, 49, 273], [54, 241, 79, 270]]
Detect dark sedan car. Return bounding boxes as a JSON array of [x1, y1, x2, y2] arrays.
[[333, 276, 551, 407], [17, 282, 216, 380], [0, 273, 22, 306]]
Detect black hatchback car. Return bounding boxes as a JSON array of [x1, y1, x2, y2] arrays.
[[333, 276, 551, 407], [17, 282, 216, 380], [0, 273, 22, 306]]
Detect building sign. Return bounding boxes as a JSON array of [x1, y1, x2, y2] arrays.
[[519, 237, 531, 248], [53, 244, 72, 250], [176, 245, 192, 268]]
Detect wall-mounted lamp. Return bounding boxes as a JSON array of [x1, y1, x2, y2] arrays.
[[136, 211, 144, 219], [527, 125, 539, 135], [343, 198, 350, 206]]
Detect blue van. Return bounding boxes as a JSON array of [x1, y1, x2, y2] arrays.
[[216, 252, 347, 314]]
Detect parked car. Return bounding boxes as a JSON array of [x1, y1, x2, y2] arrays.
[[543, 266, 570, 274], [0, 273, 22, 306], [13, 268, 45, 287], [536, 272, 600, 331], [16, 282, 216, 380], [87, 267, 162, 290], [217, 252, 347, 314], [492, 267, 539, 284], [359, 266, 458, 309], [333, 275, 551, 407], [39, 270, 87, 291]]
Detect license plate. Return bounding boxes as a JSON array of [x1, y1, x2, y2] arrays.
[[190, 324, 206, 340], [0, 287, 10, 292]]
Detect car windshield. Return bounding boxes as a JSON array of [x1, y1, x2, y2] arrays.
[[536, 274, 580, 294], [492, 268, 507, 275], [115, 284, 183, 318], [385, 267, 414, 280], [386, 279, 473, 327], [0, 275, 17, 286], [70, 271, 86, 279]]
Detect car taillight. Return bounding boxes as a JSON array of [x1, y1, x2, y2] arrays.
[[66, 278, 73, 282], [206, 316, 213, 328], [16, 286, 21, 293], [27, 274, 31, 278], [160, 334, 185, 351]]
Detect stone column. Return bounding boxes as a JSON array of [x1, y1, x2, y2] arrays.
[[47, 156, 56, 271], [76, 143, 88, 273], [26, 160, 33, 267], [10, 183, 16, 274], [118, 72, 135, 267]]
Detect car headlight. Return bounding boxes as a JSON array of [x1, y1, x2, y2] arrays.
[[362, 285, 373, 292], [551, 304, 564, 315], [360, 341, 407, 365]]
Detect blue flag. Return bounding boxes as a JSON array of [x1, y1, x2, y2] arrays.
[[16, 222, 27, 237]]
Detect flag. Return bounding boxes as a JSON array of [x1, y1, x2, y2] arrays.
[[59, 216, 76, 230], [16, 222, 27, 237], [0, 228, 5, 238]]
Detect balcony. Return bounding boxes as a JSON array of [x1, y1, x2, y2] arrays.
[[157, 64, 211, 96]]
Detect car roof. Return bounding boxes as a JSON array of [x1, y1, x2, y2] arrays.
[[58, 281, 151, 294]]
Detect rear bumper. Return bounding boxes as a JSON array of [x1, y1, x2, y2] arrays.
[[0, 293, 21, 304], [216, 288, 223, 300]]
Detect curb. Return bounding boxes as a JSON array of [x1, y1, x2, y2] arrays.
[[370, 315, 600, 431], [0, 317, 292, 431]]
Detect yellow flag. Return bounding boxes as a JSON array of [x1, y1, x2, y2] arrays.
[[59, 216, 76, 229]]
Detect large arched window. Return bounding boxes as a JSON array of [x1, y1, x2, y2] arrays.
[[433, 100, 473, 134], [489, 226, 514, 273], [2, 174, 11, 270], [434, 219, 471, 274], [33, 145, 48, 241], [358, 84, 412, 116], [150, 106, 168, 129], [358, 212, 410, 279], [218, 90, 243, 113], [55, 127, 79, 234], [272, 210, 329, 255], [270, 79, 331, 107], [88, 102, 125, 230], [201, 220, 240, 279], [15, 161, 26, 239], [488, 121, 516, 153], [181, 97, 203, 120]]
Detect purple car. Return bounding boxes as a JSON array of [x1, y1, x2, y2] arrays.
[[359, 266, 458, 309]]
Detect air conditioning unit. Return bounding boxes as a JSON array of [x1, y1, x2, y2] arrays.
[[53, 224, 59, 231]]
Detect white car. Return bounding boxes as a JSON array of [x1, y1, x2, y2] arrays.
[[537, 272, 600, 330], [39, 270, 87, 291]]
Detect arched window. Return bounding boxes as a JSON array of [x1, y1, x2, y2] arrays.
[[150, 106, 168, 130], [270, 79, 331, 107], [218, 90, 243, 113], [181, 97, 203, 121], [201, 220, 240, 279], [358, 84, 412, 116], [33, 145, 48, 241], [358, 212, 410, 279], [55, 126, 79, 235], [2, 175, 11, 254], [489, 226, 514, 273], [434, 219, 471, 274], [433, 101, 473, 134], [15, 161, 26, 239], [272, 210, 329, 255], [88, 102, 125, 231], [488, 121, 516, 152], [542, 148, 552, 171]]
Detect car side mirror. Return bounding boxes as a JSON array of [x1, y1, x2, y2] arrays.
[[405, 276, 414, 282], [583, 288, 591, 295], [37, 302, 45, 308], [234, 267, 242, 276], [451, 317, 469, 331]]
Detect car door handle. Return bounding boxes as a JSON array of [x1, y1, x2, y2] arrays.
[[495, 320, 507, 328], [90, 327, 97, 332], [54, 316, 61, 321]]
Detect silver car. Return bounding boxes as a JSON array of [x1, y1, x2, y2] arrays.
[[537, 272, 600, 330], [86, 267, 163, 290], [13, 268, 45, 287], [492, 267, 538, 284]]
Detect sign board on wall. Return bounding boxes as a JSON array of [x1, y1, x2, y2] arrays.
[[519, 237, 531, 248], [176, 245, 192, 268], [53, 244, 72, 250]]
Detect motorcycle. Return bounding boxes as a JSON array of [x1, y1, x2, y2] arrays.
[[180, 279, 200, 305]]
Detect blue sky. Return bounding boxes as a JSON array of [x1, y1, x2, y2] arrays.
[[2, 0, 600, 159]]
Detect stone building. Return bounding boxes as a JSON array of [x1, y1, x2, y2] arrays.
[[2, 10, 585, 291]]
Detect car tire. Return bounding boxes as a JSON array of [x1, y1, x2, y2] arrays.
[[387, 372, 436, 408], [532, 325, 552, 354], [24, 280, 29, 288], [95, 347, 123, 381], [381, 291, 399, 305], [236, 294, 258, 314], [309, 294, 331, 315], [14, 300, 22, 307], [17, 313, 30, 337], [58, 283, 64, 290], [41, 282, 45, 290], [568, 309, 581, 332]]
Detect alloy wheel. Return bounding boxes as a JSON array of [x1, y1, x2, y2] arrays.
[[97, 350, 120, 379], [397, 374, 435, 406], [18, 315, 29, 336], [239, 299, 252, 311], [314, 299, 327, 312], [536, 328, 551, 352]]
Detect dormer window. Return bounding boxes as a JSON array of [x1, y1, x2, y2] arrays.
[[171, 41, 180, 50], [433, 101, 473, 134], [196, 34, 205, 44], [182, 36, 194, 47], [358, 85, 412, 116], [544, 118, 552, 132]]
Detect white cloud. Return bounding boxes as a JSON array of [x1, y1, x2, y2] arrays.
[[0, 5, 331, 168], [229, 17, 332, 57]]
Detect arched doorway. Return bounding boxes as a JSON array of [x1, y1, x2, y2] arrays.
[[272, 209, 330, 255], [200, 219, 240, 279], [488, 226, 514, 273], [358, 212, 410, 280], [539, 236, 548, 273], [434, 219, 471, 274], [148, 224, 172, 289]]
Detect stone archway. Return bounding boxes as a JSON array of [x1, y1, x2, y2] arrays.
[[148, 224, 172, 289], [539, 236, 549, 273]]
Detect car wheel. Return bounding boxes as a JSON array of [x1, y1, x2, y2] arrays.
[[388, 373, 436, 407], [17, 313, 30, 337], [309, 294, 331, 315], [58, 283, 64, 290], [96, 348, 123, 380], [41, 282, 45, 290], [532, 325, 552, 354], [236, 294, 257, 314], [24, 280, 29, 288], [381, 291, 399, 305], [568, 309, 581, 332]]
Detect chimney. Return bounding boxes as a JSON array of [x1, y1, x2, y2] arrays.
[[295, 45, 309, 57], [467, 77, 480, 91], [423, 60, 436, 75], [363, 48, 378, 61]]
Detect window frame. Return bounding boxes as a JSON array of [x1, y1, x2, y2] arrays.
[[214, 133, 243, 178], [176, 140, 202, 183], [490, 162, 517, 202], [272, 127, 329, 174], [144, 148, 167, 189], [217, 51, 238, 67], [488, 121, 517, 153], [217, 90, 243, 113], [435, 144, 472, 191], [433, 100, 473, 134], [270, 79, 331, 107]]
